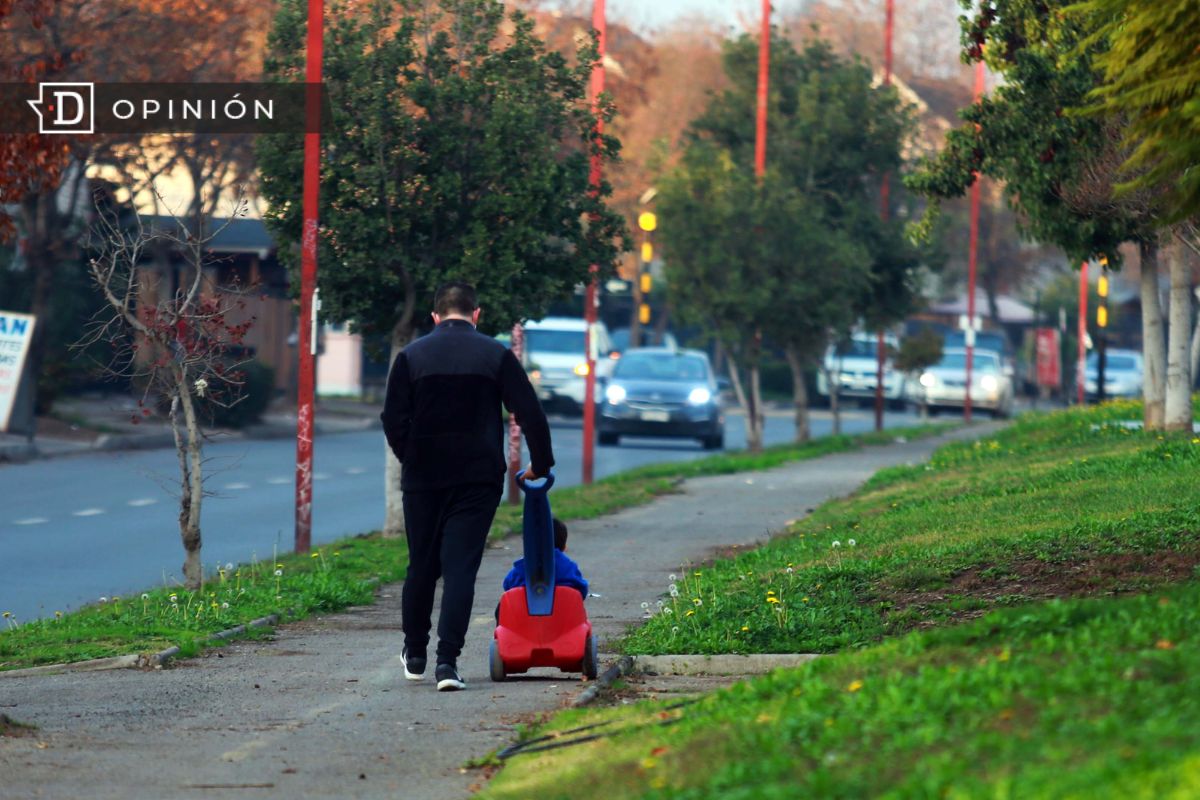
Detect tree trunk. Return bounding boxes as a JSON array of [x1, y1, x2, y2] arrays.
[[784, 345, 810, 443], [1164, 242, 1193, 430], [172, 385, 205, 590], [383, 324, 416, 539], [1140, 240, 1167, 430], [823, 361, 843, 436], [725, 351, 759, 452], [747, 360, 764, 452], [1189, 302, 1200, 395]]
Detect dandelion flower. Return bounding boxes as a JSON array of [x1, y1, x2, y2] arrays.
[[311, 552, 319, 559], [1, 611, 9, 618], [141, 593, 150, 600], [54, 611, 62, 618], [663, 607, 673, 615], [333, 551, 341, 557], [767, 590, 776, 595], [831, 541, 841, 549], [671, 626, 680, 634], [802, 596, 810, 603], [274, 569, 283, 577], [693, 598, 703, 606], [786, 567, 794, 574], [685, 610, 695, 617], [641, 601, 650, 610], [848, 539, 856, 547], [225, 563, 234, 571], [670, 589, 680, 598], [668, 583, 678, 593], [847, 680, 863, 692], [741, 626, 749, 632], [99, 596, 108, 603], [767, 597, 781, 605], [656, 600, 664, 608], [669, 574, 677, 582], [221, 602, 230, 609]]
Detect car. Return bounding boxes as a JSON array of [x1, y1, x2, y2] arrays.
[[907, 347, 1014, 417], [522, 317, 616, 414], [1085, 348, 1143, 400], [816, 333, 906, 408], [597, 347, 725, 449]]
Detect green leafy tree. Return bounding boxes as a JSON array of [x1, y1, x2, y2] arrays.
[[906, 0, 1175, 429], [259, 0, 626, 533], [662, 32, 915, 444], [1071, 0, 1200, 222]]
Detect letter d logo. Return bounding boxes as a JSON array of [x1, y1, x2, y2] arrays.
[[28, 82, 94, 134]]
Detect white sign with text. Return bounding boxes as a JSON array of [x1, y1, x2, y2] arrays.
[[0, 311, 37, 432]]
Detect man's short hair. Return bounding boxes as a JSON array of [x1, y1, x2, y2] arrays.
[[434, 282, 479, 317], [553, 518, 568, 551]]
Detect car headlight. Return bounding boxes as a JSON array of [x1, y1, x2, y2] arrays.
[[980, 375, 999, 392], [573, 362, 589, 377], [919, 372, 936, 388], [688, 387, 712, 405], [605, 383, 627, 404]]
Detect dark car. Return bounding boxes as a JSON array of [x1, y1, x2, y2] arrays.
[[597, 348, 725, 449]]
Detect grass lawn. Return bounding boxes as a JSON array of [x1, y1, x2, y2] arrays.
[[482, 401, 1200, 799], [0, 423, 948, 670]]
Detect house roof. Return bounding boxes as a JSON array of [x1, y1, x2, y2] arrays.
[[140, 215, 275, 257]]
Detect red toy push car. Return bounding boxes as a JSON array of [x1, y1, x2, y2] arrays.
[[490, 586, 598, 681]]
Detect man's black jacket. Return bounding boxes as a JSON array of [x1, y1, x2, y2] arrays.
[[381, 318, 554, 492]]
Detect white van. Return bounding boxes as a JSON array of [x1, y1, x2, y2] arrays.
[[523, 317, 616, 413]]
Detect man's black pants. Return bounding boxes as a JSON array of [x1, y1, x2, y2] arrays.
[[401, 482, 502, 665]]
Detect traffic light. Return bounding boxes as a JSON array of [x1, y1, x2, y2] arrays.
[[1097, 306, 1108, 328], [1097, 274, 1109, 298], [638, 212, 657, 232], [640, 273, 652, 294], [638, 303, 651, 324], [641, 241, 653, 263]]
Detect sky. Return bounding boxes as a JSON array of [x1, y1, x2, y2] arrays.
[[551, 0, 755, 35]]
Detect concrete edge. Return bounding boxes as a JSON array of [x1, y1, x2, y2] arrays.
[[635, 653, 823, 677], [572, 655, 636, 707], [0, 613, 282, 680]]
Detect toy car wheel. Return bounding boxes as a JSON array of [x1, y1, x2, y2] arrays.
[[489, 639, 506, 682], [581, 634, 599, 680]]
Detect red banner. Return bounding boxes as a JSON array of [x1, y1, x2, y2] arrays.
[[1036, 328, 1061, 388]]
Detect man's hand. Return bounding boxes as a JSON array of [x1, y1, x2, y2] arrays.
[[522, 463, 538, 481]]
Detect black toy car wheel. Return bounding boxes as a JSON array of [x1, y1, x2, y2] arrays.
[[581, 634, 599, 680], [489, 639, 506, 682]]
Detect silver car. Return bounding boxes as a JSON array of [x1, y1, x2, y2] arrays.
[[908, 348, 1014, 418], [1085, 349, 1143, 400]]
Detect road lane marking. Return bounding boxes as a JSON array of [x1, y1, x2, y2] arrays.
[[224, 482, 251, 490], [13, 517, 48, 525], [345, 466, 366, 475], [73, 508, 105, 517], [313, 472, 330, 481], [127, 498, 157, 507], [266, 476, 290, 485]]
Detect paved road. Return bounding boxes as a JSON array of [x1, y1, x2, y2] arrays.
[[0, 406, 919, 622], [0, 423, 998, 800]]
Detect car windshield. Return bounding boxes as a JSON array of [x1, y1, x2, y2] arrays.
[[525, 329, 585, 354], [1087, 353, 1138, 371], [936, 352, 999, 372], [614, 353, 708, 381], [834, 340, 877, 358]]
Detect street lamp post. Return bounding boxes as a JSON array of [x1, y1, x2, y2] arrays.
[[295, 0, 324, 554]]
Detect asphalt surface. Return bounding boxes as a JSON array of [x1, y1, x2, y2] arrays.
[[0, 422, 999, 800], [0, 406, 921, 622]]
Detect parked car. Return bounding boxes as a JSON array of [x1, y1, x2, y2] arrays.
[[523, 317, 616, 413], [816, 333, 906, 408], [907, 347, 1014, 417], [1085, 348, 1143, 400], [598, 348, 724, 449]]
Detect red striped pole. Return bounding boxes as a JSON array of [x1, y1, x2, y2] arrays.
[[754, 0, 770, 180], [582, 0, 606, 485], [875, 0, 895, 432], [295, 0, 324, 553], [965, 58, 985, 424]]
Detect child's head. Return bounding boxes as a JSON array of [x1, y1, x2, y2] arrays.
[[553, 518, 568, 551]]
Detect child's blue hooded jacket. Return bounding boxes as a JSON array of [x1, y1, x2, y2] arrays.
[[503, 551, 588, 598]]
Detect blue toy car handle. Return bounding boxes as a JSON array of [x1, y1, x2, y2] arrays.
[[515, 469, 556, 494]]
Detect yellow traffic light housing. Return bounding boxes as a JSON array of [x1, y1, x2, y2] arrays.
[[1097, 274, 1109, 298], [1097, 306, 1108, 328], [640, 273, 652, 294], [641, 241, 653, 263], [637, 212, 657, 232], [638, 303, 651, 324]]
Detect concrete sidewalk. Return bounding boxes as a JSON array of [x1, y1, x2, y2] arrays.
[[0, 423, 999, 800]]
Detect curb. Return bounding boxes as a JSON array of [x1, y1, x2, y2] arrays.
[[0, 613, 281, 680], [572, 655, 636, 707]]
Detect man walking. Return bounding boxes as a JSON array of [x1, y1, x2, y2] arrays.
[[381, 282, 554, 691]]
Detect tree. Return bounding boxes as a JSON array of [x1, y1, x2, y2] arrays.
[[259, 0, 626, 536], [906, 0, 1173, 429], [674, 31, 916, 443], [1073, 0, 1200, 222], [81, 198, 257, 590]]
